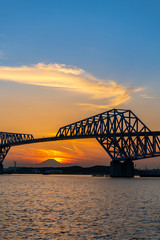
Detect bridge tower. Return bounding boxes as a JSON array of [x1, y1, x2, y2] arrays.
[[0, 146, 10, 174], [56, 109, 160, 177], [110, 160, 134, 177]]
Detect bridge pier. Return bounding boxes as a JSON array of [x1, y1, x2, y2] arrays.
[[110, 161, 134, 177], [0, 162, 3, 174]]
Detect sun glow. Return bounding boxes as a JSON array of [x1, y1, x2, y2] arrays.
[[34, 148, 75, 163]]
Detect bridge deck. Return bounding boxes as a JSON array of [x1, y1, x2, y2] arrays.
[[1, 109, 160, 164], [1, 131, 160, 146]]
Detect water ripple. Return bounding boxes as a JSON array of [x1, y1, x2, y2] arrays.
[[0, 175, 160, 239]]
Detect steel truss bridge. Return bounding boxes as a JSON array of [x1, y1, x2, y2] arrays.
[[1, 109, 160, 176]]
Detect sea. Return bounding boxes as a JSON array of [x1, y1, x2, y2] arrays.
[[0, 174, 160, 240]]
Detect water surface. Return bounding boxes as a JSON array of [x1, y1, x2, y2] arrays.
[[0, 174, 160, 239]]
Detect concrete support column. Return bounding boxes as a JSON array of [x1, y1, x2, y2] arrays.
[[0, 162, 3, 174], [110, 161, 134, 177]]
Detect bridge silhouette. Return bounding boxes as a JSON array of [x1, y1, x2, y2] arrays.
[[1, 109, 160, 176]]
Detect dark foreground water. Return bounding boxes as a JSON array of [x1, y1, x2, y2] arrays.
[[0, 175, 160, 240]]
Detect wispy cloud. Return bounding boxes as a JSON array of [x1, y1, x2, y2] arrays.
[[0, 63, 140, 109], [140, 94, 156, 99], [62, 144, 84, 156]]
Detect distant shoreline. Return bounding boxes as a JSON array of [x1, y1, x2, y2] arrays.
[[4, 165, 160, 177]]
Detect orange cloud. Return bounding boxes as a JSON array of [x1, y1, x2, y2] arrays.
[[62, 144, 84, 156], [33, 148, 73, 163], [0, 63, 140, 109]]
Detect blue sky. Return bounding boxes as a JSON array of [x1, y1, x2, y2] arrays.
[[1, 0, 160, 168], [1, 0, 160, 81]]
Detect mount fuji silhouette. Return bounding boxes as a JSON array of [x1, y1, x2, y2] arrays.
[[37, 159, 73, 167]]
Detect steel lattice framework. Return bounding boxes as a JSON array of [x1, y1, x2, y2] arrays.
[[56, 109, 160, 161], [1, 109, 160, 165], [0, 132, 34, 164]]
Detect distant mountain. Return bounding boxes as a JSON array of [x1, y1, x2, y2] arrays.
[[37, 159, 73, 167]]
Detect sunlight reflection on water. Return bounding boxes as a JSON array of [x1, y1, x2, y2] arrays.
[[0, 175, 160, 240]]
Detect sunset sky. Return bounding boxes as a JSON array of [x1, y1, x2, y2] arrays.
[[1, 0, 160, 168]]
